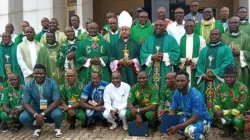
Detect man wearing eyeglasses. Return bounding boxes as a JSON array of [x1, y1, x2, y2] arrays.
[[167, 7, 186, 45], [237, 7, 250, 36], [179, 19, 206, 87], [184, 1, 203, 23]]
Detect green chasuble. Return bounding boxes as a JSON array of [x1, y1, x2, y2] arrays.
[[56, 39, 80, 70], [159, 85, 176, 111], [196, 42, 234, 113], [131, 21, 154, 45], [110, 38, 141, 86], [0, 42, 24, 85], [222, 31, 250, 88], [38, 29, 48, 39], [239, 21, 250, 36], [37, 42, 65, 85], [179, 34, 203, 87], [76, 34, 111, 84], [103, 30, 120, 47], [40, 30, 67, 46], [103, 24, 111, 32], [195, 20, 224, 44], [140, 32, 180, 89], [14, 34, 40, 45]]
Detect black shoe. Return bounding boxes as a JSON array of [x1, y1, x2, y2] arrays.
[[12, 123, 23, 132], [2, 123, 9, 133], [101, 119, 108, 127], [81, 120, 87, 128], [87, 123, 95, 130], [69, 124, 75, 130]]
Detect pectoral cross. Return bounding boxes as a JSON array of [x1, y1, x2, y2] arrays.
[[156, 45, 160, 53], [5, 55, 10, 63], [50, 52, 57, 61], [123, 47, 129, 61], [208, 55, 214, 67], [53, 68, 61, 79]]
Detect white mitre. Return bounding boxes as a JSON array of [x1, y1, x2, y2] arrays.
[[118, 11, 133, 28]]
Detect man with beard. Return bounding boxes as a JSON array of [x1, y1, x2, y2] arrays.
[[167, 7, 185, 45], [103, 71, 130, 130], [195, 7, 224, 44], [222, 16, 250, 88], [167, 71, 211, 140], [40, 18, 67, 46], [79, 72, 108, 130], [237, 7, 250, 36], [184, 1, 203, 23], [17, 26, 41, 83], [196, 29, 234, 114], [76, 22, 110, 83], [19, 64, 63, 138], [57, 26, 80, 70], [126, 71, 159, 132], [158, 72, 176, 121], [141, 19, 180, 89], [38, 17, 49, 38], [103, 17, 120, 46], [59, 69, 86, 130], [213, 64, 249, 139], [37, 32, 65, 85], [0, 32, 24, 85], [110, 11, 141, 86], [71, 15, 86, 38], [0, 73, 24, 132]]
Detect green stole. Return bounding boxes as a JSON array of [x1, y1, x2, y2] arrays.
[[180, 34, 200, 87], [0, 42, 24, 84], [77, 29, 82, 37]]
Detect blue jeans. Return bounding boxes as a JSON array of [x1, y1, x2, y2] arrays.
[[86, 109, 104, 123], [19, 108, 63, 129]]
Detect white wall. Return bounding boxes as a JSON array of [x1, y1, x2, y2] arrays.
[[77, 0, 93, 28]]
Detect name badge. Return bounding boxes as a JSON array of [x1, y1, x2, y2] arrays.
[[40, 99, 48, 110], [68, 100, 75, 105]]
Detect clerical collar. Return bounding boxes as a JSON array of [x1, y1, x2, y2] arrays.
[[46, 42, 57, 47], [140, 24, 145, 27], [123, 38, 129, 42], [230, 31, 239, 36], [186, 33, 194, 37], [28, 40, 35, 44], [210, 41, 221, 46], [68, 39, 76, 44], [42, 28, 48, 32], [241, 20, 247, 23], [2, 42, 13, 46]]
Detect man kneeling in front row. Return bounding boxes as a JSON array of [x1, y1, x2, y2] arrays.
[[167, 71, 211, 140], [19, 64, 63, 138]]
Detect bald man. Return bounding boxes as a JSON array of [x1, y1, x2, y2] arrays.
[[103, 71, 130, 130], [222, 16, 250, 88], [59, 69, 86, 130], [1, 73, 24, 132], [141, 19, 180, 89], [5, 23, 17, 42], [158, 72, 177, 120], [76, 22, 111, 83], [38, 17, 49, 38], [17, 26, 41, 83], [219, 7, 230, 31], [153, 7, 173, 30]]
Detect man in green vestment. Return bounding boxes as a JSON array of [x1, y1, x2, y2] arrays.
[[110, 11, 141, 86], [195, 7, 224, 44], [237, 7, 250, 36], [158, 72, 176, 121], [38, 17, 49, 39], [77, 18, 93, 41], [179, 19, 206, 87], [71, 15, 86, 38], [57, 26, 80, 70], [103, 12, 117, 33], [76, 22, 111, 83], [126, 71, 159, 132], [213, 65, 249, 139], [0, 32, 24, 85], [15, 21, 29, 45], [222, 16, 250, 88], [40, 18, 67, 46], [140, 19, 180, 89], [196, 29, 234, 114], [59, 69, 86, 130], [0, 73, 24, 132], [37, 32, 65, 85], [103, 17, 120, 46], [131, 11, 154, 45]]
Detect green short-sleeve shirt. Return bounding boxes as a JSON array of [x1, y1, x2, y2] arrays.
[[2, 85, 24, 109], [60, 81, 85, 104]]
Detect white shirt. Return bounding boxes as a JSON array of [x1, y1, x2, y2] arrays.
[[167, 21, 186, 45], [17, 40, 38, 77], [11, 34, 18, 42], [73, 26, 86, 37], [104, 82, 130, 112]]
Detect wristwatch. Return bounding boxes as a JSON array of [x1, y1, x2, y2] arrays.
[[68, 105, 72, 109], [41, 112, 45, 116]]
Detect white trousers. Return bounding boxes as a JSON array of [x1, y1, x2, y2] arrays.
[[103, 109, 127, 125]]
